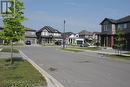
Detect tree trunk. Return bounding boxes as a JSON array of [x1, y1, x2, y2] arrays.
[[11, 41, 14, 64]]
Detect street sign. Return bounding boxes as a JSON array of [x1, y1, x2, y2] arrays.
[[0, 0, 15, 18]]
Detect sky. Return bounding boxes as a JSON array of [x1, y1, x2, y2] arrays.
[[23, 0, 130, 33]]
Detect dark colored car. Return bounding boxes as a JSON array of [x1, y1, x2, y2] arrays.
[[55, 41, 62, 45], [25, 41, 31, 45], [80, 43, 89, 47]]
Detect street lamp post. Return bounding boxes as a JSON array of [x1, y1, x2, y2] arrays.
[[63, 20, 66, 49]]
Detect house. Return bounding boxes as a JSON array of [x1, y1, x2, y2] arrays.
[[36, 26, 62, 45], [0, 27, 37, 45], [25, 28, 37, 44], [78, 30, 94, 46], [66, 34, 84, 45], [92, 32, 101, 45], [100, 15, 130, 50], [78, 30, 93, 42]]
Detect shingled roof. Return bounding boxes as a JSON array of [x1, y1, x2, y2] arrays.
[[116, 15, 130, 23], [100, 18, 117, 24], [100, 15, 130, 25], [78, 30, 93, 35], [38, 26, 61, 33]]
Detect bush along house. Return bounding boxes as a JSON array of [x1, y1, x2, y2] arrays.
[[36, 26, 62, 45], [100, 15, 130, 50]]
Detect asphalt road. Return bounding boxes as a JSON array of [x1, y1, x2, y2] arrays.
[[20, 46, 130, 87]]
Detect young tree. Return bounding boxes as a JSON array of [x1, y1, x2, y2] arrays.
[[2, 0, 26, 64], [114, 28, 124, 55]]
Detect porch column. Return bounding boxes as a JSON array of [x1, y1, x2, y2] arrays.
[[111, 35, 114, 47], [104, 36, 106, 47], [107, 36, 109, 47]]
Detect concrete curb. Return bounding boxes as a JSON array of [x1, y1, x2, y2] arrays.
[[84, 50, 130, 56], [19, 50, 64, 87], [66, 48, 130, 56]]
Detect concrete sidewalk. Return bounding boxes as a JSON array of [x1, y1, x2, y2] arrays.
[[97, 48, 130, 56], [0, 52, 22, 59], [68, 47, 130, 56]]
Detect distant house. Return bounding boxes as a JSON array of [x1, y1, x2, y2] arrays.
[[100, 15, 130, 50], [0, 27, 37, 45], [25, 28, 37, 44], [36, 26, 62, 45], [66, 34, 84, 45], [78, 30, 94, 46], [78, 30, 93, 41], [92, 32, 101, 45], [63, 32, 74, 38]]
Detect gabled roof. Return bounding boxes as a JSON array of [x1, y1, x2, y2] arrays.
[[100, 18, 117, 25], [62, 32, 74, 37], [38, 26, 61, 33], [78, 30, 93, 35], [116, 15, 130, 23], [100, 15, 130, 25], [26, 28, 36, 32]]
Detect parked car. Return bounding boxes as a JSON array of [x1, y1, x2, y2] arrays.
[[80, 43, 90, 47], [25, 41, 31, 45], [55, 41, 62, 45]]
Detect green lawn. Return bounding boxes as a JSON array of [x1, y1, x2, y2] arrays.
[[64, 47, 100, 52], [0, 58, 47, 87], [109, 55, 130, 60], [1, 48, 19, 53], [126, 53, 130, 55], [76, 47, 100, 51]]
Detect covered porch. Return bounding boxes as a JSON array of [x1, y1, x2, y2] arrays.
[[100, 34, 115, 47]]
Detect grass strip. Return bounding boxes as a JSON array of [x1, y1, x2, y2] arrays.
[[63, 48, 84, 52], [109, 55, 130, 60], [0, 58, 47, 87], [1, 48, 19, 53], [76, 47, 100, 51]]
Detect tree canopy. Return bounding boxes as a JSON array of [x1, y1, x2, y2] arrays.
[[1, 0, 26, 43]]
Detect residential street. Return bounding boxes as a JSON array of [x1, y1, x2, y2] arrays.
[[20, 46, 130, 87]]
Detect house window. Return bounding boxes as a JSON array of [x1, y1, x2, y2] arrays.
[[42, 31, 48, 36], [103, 25, 108, 31], [118, 23, 127, 29], [124, 23, 127, 29]]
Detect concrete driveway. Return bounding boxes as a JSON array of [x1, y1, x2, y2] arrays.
[[20, 46, 130, 87]]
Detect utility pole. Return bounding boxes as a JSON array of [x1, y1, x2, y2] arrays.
[[63, 20, 66, 49]]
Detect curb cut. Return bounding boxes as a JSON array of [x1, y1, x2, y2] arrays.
[[19, 50, 64, 87]]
